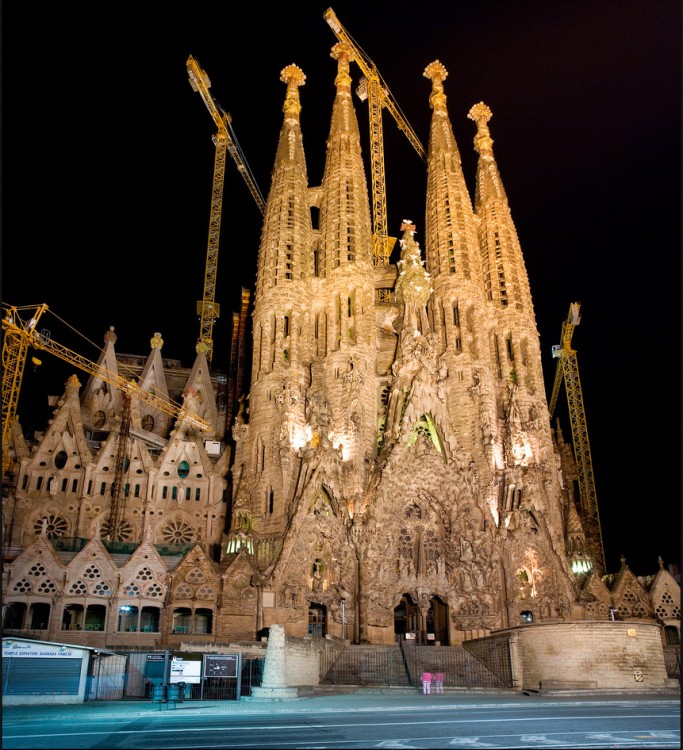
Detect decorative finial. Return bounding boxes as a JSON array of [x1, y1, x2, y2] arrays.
[[467, 102, 494, 155], [151, 332, 163, 349], [400, 220, 416, 235], [280, 64, 306, 120], [331, 42, 353, 93], [620, 554, 627, 569], [423, 60, 448, 114], [658, 555, 665, 570], [104, 326, 117, 345]]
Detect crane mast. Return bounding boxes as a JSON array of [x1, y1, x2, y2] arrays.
[[2, 304, 209, 472], [549, 302, 606, 574], [324, 8, 425, 265], [187, 55, 265, 366]]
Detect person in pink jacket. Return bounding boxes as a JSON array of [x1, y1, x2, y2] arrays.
[[433, 671, 444, 693], [421, 671, 433, 695]]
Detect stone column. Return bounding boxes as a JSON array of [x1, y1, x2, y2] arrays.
[[248, 623, 299, 699]]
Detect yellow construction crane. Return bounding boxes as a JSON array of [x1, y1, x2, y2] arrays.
[[187, 55, 265, 366], [324, 8, 426, 265], [549, 302, 606, 574], [2, 303, 210, 473]]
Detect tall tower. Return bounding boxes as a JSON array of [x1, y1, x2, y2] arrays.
[[229, 52, 585, 646]]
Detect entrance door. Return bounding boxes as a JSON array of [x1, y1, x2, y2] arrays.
[[394, 594, 418, 641], [308, 604, 326, 636], [429, 596, 449, 645]]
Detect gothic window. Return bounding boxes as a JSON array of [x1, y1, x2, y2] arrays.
[[68, 581, 88, 595], [54, 450, 67, 469], [83, 566, 101, 579], [93, 583, 111, 596], [162, 486, 168, 500], [124, 583, 141, 597], [196, 584, 215, 600], [186, 568, 206, 584], [398, 526, 414, 558], [172, 486, 178, 501], [37, 579, 56, 593], [177, 461, 190, 479], [176, 583, 193, 598], [28, 563, 47, 576], [136, 567, 154, 581], [284, 315, 290, 337], [13, 578, 32, 593], [185, 487, 191, 501], [146, 583, 163, 598], [195, 488, 201, 501]]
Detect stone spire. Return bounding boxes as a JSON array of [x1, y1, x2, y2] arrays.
[[251, 63, 313, 379], [318, 42, 373, 273], [422, 60, 481, 285]]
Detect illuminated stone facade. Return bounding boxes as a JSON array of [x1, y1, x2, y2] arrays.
[[2, 49, 679, 653]]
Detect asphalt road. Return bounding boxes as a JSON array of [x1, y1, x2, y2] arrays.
[[2, 691, 680, 749]]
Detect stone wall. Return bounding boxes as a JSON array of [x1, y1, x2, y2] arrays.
[[501, 620, 671, 690]]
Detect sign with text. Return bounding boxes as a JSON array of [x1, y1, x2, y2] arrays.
[[203, 654, 238, 678]]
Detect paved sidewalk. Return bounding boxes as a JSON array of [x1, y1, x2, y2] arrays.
[[3, 686, 679, 723]]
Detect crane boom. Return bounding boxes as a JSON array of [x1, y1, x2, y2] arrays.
[[549, 302, 605, 574], [2, 304, 209, 471], [187, 55, 265, 365], [324, 8, 425, 265]]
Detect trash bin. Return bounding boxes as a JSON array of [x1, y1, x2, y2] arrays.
[[166, 683, 181, 702], [152, 684, 166, 702]]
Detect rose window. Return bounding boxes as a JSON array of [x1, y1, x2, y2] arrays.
[[146, 583, 163, 597], [68, 581, 88, 595], [33, 514, 68, 538], [124, 583, 141, 597], [161, 519, 193, 544], [99, 518, 133, 542], [28, 563, 48, 577], [38, 579, 56, 593], [13, 578, 31, 593], [93, 583, 111, 596], [83, 565, 102, 579]]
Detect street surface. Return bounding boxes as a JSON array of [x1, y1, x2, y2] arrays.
[[2, 693, 680, 749]]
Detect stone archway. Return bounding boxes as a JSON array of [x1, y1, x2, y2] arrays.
[[394, 593, 419, 642]]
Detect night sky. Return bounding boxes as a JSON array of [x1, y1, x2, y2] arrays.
[[2, 1, 680, 576]]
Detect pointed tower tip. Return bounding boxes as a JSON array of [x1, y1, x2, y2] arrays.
[[468, 102, 494, 156], [331, 41, 354, 93], [423, 60, 448, 113], [150, 332, 164, 349], [280, 64, 306, 120]]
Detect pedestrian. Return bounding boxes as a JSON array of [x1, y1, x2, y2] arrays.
[[434, 671, 444, 694], [421, 670, 432, 695]]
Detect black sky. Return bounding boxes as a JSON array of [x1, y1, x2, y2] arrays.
[[2, 0, 680, 576]]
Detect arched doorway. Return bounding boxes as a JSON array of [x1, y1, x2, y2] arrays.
[[308, 603, 326, 636], [394, 593, 418, 642]]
